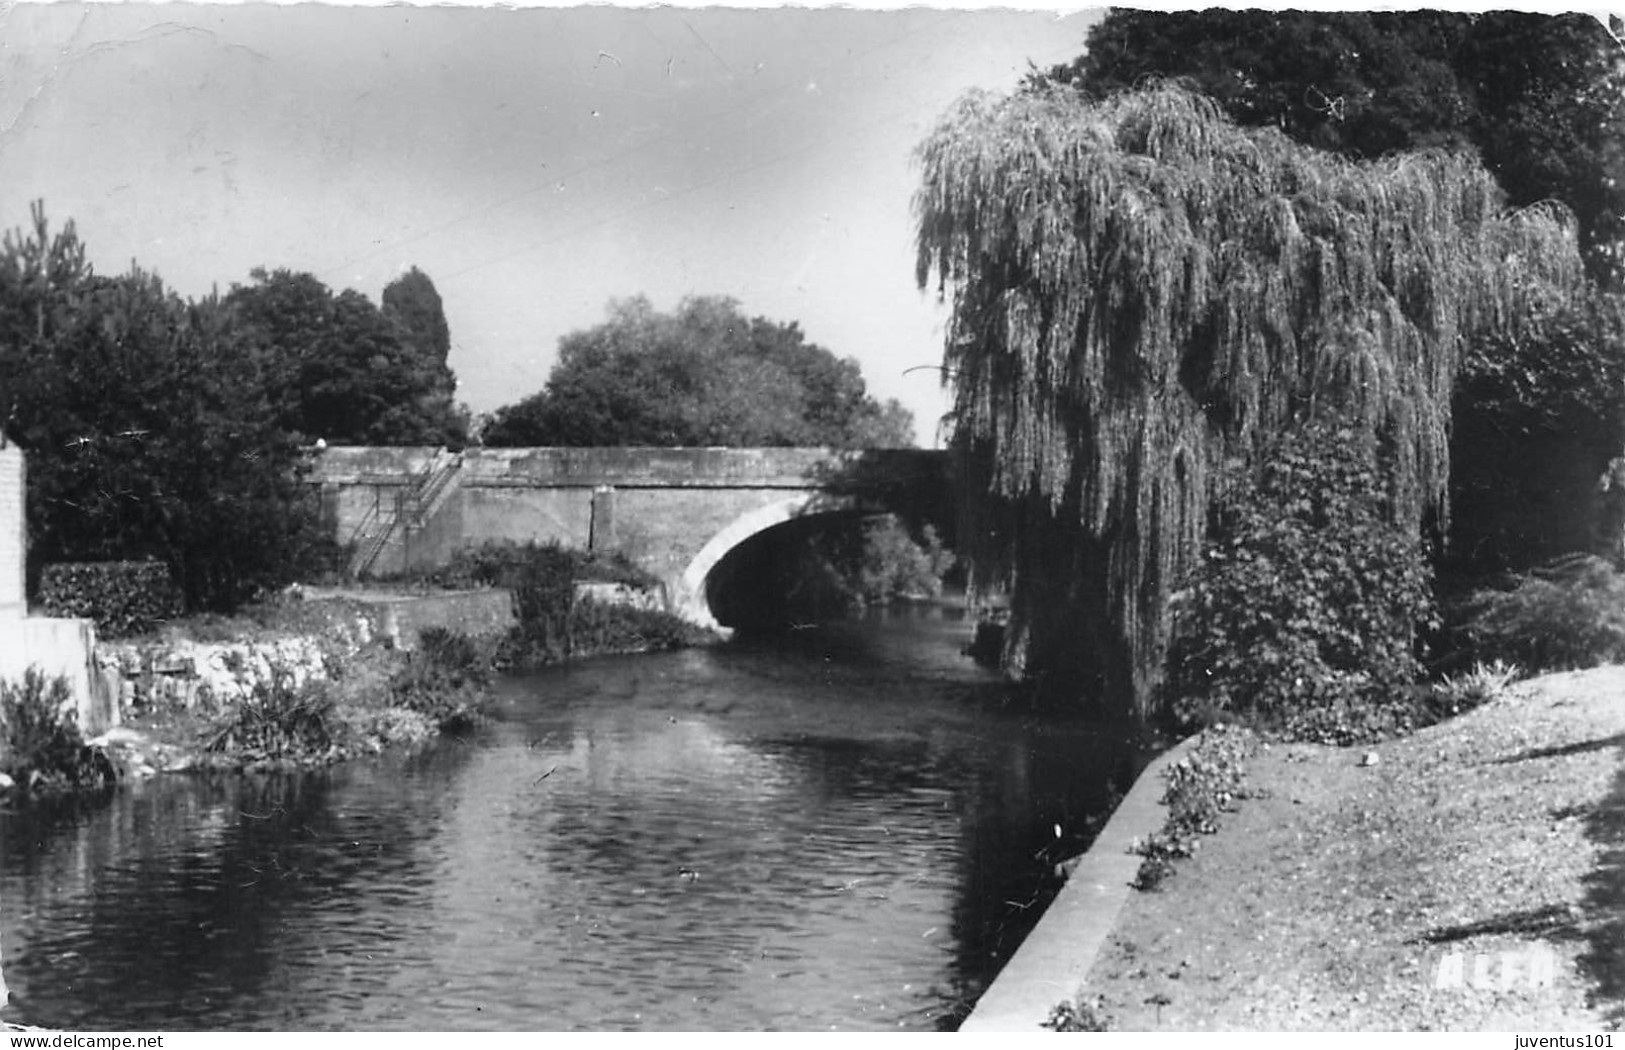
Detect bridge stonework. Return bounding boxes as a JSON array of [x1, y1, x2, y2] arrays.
[[310, 446, 950, 627]]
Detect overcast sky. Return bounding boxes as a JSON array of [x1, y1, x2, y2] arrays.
[[0, 3, 1104, 447]]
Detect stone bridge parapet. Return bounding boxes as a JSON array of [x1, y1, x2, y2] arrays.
[[309, 446, 951, 628]]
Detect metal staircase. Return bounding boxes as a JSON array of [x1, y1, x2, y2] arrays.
[[347, 449, 464, 578], [412, 451, 463, 526]]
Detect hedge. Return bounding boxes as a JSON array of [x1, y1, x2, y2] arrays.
[[39, 560, 182, 637]]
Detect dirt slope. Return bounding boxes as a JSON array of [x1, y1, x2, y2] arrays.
[[1080, 665, 1625, 1031]]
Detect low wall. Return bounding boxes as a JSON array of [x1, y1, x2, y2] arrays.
[[358, 589, 518, 651], [959, 736, 1199, 1031], [0, 614, 116, 735]]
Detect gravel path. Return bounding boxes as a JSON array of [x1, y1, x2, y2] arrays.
[[1079, 665, 1625, 1030]]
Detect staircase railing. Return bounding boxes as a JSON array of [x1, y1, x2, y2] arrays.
[[349, 449, 463, 579], [411, 451, 462, 526], [348, 489, 401, 579]]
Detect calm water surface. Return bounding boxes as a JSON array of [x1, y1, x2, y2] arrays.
[[1, 606, 1149, 1031]]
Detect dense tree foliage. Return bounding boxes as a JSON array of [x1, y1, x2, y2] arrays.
[[0, 205, 329, 609], [1450, 291, 1625, 570], [1167, 419, 1437, 744], [226, 268, 468, 447], [380, 266, 465, 444], [0, 203, 474, 611], [1037, 10, 1625, 286], [482, 295, 914, 449], [914, 84, 1586, 718], [1036, 11, 1625, 572]]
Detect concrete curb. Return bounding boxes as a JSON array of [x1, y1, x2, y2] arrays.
[[959, 734, 1201, 1032]]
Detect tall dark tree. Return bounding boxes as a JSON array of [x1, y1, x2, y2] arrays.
[[914, 84, 1586, 718], [1039, 10, 1625, 286], [379, 266, 467, 445], [381, 266, 452, 365], [226, 268, 467, 447], [0, 205, 327, 610], [483, 295, 914, 449]]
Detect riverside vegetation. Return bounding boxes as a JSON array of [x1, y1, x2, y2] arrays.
[[0, 541, 719, 791], [2, 528, 953, 789]]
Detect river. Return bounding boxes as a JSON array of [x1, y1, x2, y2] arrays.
[[0, 604, 1151, 1031]]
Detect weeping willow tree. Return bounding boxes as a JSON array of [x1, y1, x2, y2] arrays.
[[914, 83, 1588, 719]]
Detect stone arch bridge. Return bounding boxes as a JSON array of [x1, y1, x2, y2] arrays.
[[310, 447, 952, 628]]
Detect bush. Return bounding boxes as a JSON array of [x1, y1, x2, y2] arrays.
[[386, 627, 494, 728], [203, 669, 335, 763], [1450, 292, 1625, 572], [1166, 419, 1438, 744], [0, 668, 115, 792], [418, 540, 655, 595], [404, 541, 708, 668], [1458, 554, 1625, 672], [565, 600, 715, 656], [39, 560, 182, 637]]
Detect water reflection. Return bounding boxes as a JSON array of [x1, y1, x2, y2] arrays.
[[1, 606, 1151, 1030]]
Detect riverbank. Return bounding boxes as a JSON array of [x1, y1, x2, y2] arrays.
[[3, 583, 721, 790], [1062, 664, 1625, 1030]]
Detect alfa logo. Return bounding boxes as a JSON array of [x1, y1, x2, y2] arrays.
[[1434, 947, 1556, 991]]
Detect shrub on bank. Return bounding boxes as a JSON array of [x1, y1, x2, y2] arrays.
[[412, 540, 656, 599], [0, 669, 116, 793], [497, 598, 715, 670], [1455, 554, 1625, 673], [403, 540, 712, 668], [1165, 420, 1438, 745], [566, 599, 715, 655], [386, 626, 495, 729]]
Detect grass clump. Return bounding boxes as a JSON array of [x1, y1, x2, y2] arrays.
[[203, 669, 335, 765], [1044, 996, 1111, 1031], [0, 669, 116, 793], [1431, 658, 1522, 717], [385, 627, 495, 730]]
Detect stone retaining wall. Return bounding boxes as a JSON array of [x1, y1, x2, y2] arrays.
[[96, 589, 516, 718], [97, 634, 348, 714]]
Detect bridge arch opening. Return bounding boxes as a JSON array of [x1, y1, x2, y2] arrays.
[[672, 494, 871, 630]]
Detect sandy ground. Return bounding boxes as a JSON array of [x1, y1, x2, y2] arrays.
[[1079, 665, 1625, 1031]]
